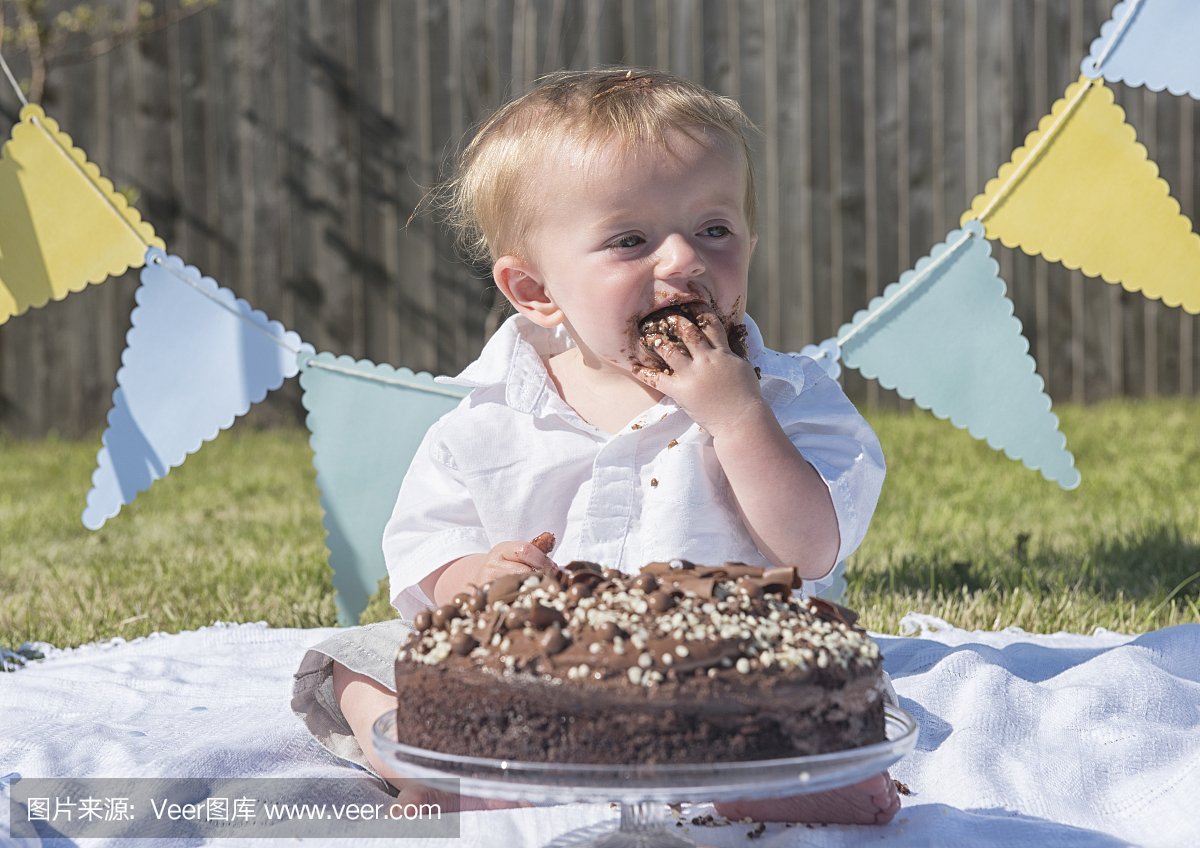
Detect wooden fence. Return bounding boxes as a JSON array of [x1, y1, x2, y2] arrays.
[[1, 0, 1196, 438]]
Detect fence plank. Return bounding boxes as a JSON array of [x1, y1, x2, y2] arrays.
[[1, 0, 1197, 436]]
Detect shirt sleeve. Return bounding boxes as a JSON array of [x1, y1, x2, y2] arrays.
[[383, 417, 491, 620], [775, 358, 886, 570]]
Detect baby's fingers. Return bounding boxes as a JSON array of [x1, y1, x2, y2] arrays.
[[493, 540, 557, 573]]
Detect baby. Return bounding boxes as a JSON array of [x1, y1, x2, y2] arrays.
[[293, 68, 894, 825]]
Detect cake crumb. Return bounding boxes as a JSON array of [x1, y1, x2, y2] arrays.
[[667, 439, 678, 448], [894, 779, 912, 796], [650, 478, 658, 488], [746, 821, 766, 839]]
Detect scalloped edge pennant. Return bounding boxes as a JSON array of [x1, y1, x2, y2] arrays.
[[1082, 0, 1200, 99], [299, 352, 469, 625], [0, 104, 163, 324], [82, 248, 310, 529], [963, 77, 1200, 314], [839, 221, 1080, 490]]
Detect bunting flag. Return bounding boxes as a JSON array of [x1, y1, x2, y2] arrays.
[[837, 221, 1080, 490], [82, 248, 310, 529], [963, 77, 1200, 313], [0, 104, 162, 324], [796, 338, 842, 380], [299, 354, 468, 625], [1082, 0, 1200, 99]]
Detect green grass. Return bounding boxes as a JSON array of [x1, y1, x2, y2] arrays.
[[2, 398, 1198, 652], [846, 398, 1200, 634]]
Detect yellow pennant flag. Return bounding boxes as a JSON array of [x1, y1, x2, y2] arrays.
[[963, 76, 1200, 313], [0, 104, 163, 324]]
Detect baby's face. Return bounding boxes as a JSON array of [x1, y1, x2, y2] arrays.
[[515, 130, 755, 375]]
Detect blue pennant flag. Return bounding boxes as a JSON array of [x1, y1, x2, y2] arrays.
[[299, 353, 469, 625], [837, 221, 1080, 490], [83, 248, 312, 529], [1082, 0, 1200, 99]]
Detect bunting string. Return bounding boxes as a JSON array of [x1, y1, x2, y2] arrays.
[[301, 358, 470, 398], [835, 228, 976, 350], [148, 254, 302, 356], [1089, 0, 1144, 74], [2, 48, 152, 253], [970, 77, 1097, 225], [0, 49, 28, 108]]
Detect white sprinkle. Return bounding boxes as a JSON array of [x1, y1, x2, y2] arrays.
[[491, 634, 502, 646], [578, 663, 590, 676], [589, 642, 603, 654], [632, 599, 649, 614], [628, 667, 643, 684], [661, 653, 674, 666], [567, 667, 579, 680], [736, 658, 751, 673], [708, 668, 718, 678], [675, 644, 689, 657], [500, 639, 512, 652], [638, 653, 654, 669]]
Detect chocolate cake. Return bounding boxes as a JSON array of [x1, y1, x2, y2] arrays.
[[394, 560, 885, 765]]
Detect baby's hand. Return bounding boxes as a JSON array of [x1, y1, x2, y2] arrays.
[[635, 306, 764, 436], [471, 539, 557, 588]]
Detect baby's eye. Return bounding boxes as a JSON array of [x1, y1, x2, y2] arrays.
[[700, 225, 731, 238], [611, 234, 645, 249]]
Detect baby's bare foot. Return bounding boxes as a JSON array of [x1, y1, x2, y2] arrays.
[[713, 772, 900, 825]]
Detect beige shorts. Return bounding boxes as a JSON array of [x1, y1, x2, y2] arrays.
[[292, 618, 415, 777], [292, 618, 899, 776]]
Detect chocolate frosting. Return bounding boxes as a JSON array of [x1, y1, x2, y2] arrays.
[[397, 561, 881, 690]]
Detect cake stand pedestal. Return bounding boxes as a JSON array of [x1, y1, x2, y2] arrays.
[[373, 705, 917, 848]]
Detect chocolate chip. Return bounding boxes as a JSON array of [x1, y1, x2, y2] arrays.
[[452, 592, 471, 608], [567, 583, 593, 604], [595, 621, 622, 641], [504, 608, 527, 631], [487, 573, 525, 604], [736, 577, 764, 599], [528, 601, 567, 630], [466, 593, 487, 613], [413, 610, 432, 632], [647, 591, 675, 612], [530, 531, 556, 554], [602, 569, 623, 581], [432, 604, 460, 628], [632, 573, 659, 593], [807, 597, 858, 626], [450, 632, 478, 655], [539, 625, 568, 655]]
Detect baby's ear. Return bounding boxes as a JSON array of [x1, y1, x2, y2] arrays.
[[493, 256, 564, 328]]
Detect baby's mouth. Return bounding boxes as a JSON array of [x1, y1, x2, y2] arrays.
[[636, 303, 709, 373], [634, 301, 749, 373]]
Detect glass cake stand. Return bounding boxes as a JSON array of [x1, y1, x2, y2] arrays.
[[372, 704, 917, 847]]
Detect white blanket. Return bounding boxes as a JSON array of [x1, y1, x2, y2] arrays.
[[3, 616, 1198, 847]]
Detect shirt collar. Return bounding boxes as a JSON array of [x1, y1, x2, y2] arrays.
[[436, 315, 574, 415]]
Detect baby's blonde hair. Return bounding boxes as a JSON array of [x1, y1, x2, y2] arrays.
[[446, 68, 757, 266]]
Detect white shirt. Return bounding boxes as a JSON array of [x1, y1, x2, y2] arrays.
[[385, 314, 885, 619]]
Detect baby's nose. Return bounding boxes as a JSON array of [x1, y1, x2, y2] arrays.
[[655, 234, 705, 278]]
